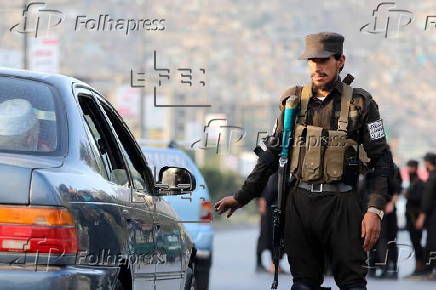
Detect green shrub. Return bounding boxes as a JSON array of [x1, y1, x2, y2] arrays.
[[199, 167, 243, 201]]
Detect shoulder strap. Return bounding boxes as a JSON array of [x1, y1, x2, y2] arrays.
[[298, 83, 312, 123], [337, 83, 353, 132]]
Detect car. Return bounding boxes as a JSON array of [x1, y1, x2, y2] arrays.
[[141, 147, 214, 290], [0, 68, 198, 290]]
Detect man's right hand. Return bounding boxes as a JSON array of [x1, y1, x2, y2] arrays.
[[214, 196, 241, 218], [416, 213, 426, 230]]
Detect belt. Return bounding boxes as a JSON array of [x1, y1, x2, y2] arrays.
[[297, 181, 352, 193]]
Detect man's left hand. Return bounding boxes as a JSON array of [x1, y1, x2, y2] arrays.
[[361, 212, 381, 252]]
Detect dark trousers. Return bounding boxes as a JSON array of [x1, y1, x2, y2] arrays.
[[369, 211, 398, 274], [256, 207, 274, 264], [284, 187, 367, 289], [405, 208, 424, 262], [425, 211, 436, 270]]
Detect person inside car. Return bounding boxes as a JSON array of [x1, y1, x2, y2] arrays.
[[0, 98, 40, 151]]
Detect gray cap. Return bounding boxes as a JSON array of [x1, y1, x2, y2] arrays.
[[0, 99, 37, 136], [298, 32, 344, 60]]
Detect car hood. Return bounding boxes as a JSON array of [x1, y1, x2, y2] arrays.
[[0, 153, 63, 204]]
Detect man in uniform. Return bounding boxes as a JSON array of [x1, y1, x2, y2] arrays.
[[416, 152, 436, 278], [215, 32, 394, 290], [404, 160, 426, 276]]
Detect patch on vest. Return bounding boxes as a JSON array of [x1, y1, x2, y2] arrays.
[[367, 119, 385, 140]]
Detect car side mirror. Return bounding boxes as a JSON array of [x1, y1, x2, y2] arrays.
[[154, 166, 196, 196]]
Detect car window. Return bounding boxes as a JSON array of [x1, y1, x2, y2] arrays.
[[83, 113, 109, 180], [77, 94, 129, 187], [0, 77, 60, 154], [98, 99, 153, 193], [143, 150, 196, 181]]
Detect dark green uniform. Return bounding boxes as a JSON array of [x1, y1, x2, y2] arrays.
[[233, 77, 394, 290], [231, 32, 394, 290]]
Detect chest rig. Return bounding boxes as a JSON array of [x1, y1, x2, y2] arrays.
[[289, 82, 359, 184]]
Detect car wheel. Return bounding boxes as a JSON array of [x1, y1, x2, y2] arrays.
[[194, 267, 209, 290], [191, 271, 197, 290], [194, 256, 211, 290], [113, 278, 125, 290]]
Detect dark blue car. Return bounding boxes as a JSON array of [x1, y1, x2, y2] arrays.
[[0, 68, 198, 290]]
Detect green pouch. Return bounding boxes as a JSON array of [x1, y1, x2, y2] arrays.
[[323, 130, 347, 183], [289, 124, 306, 177], [301, 126, 324, 181]]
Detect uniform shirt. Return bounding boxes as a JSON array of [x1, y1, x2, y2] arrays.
[[421, 170, 436, 215], [261, 172, 278, 207], [234, 77, 394, 210], [405, 173, 425, 209]]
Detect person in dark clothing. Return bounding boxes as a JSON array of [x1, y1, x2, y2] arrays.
[[377, 164, 401, 279], [404, 159, 426, 276], [416, 152, 436, 279], [362, 163, 401, 279], [215, 32, 394, 290], [255, 172, 284, 273]]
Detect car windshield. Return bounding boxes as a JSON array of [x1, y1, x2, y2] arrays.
[[0, 77, 59, 154]]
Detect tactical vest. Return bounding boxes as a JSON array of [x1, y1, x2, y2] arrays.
[[289, 82, 360, 184]]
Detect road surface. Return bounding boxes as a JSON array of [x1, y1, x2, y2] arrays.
[[210, 226, 435, 290]]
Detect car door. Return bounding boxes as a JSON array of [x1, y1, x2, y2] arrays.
[[96, 96, 185, 289], [153, 197, 184, 289], [95, 95, 158, 289], [75, 87, 140, 271]]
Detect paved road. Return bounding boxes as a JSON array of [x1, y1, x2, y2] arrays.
[[210, 226, 435, 290]]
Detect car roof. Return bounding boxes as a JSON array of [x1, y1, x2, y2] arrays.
[[0, 67, 87, 88]]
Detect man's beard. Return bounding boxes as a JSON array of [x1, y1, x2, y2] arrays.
[[312, 75, 339, 92]]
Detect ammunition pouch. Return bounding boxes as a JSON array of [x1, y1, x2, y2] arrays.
[[288, 81, 364, 184], [323, 130, 347, 183], [301, 126, 325, 181]]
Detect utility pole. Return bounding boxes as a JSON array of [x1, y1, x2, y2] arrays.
[[139, 0, 148, 139], [22, 0, 29, 69]]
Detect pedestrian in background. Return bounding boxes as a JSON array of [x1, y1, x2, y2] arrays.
[[255, 172, 284, 273], [362, 163, 400, 279], [416, 152, 436, 279], [404, 160, 426, 276], [376, 163, 401, 279]]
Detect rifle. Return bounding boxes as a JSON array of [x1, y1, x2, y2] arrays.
[[271, 95, 299, 289]]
